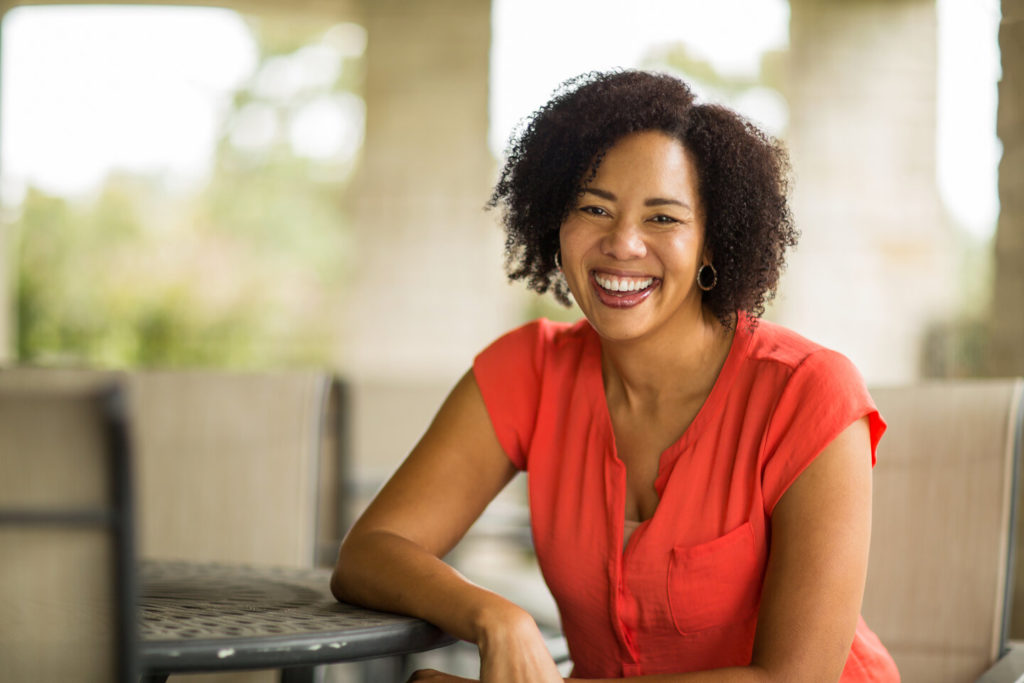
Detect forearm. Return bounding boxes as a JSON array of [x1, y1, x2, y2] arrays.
[[331, 528, 531, 644]]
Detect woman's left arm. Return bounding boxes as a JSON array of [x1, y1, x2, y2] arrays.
[[744, 415, 873, 682], [418, 417, 873, 683]]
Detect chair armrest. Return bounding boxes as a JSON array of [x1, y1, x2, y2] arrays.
[[977, 645, 1024, 683]]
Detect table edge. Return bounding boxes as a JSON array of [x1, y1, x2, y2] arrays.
[[141, 618, 458, 673]]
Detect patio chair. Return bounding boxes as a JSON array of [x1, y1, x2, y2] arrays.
[[864, 378, 1024, 682], [0, 367, 347, 568], [125, 370, 347, 568], [0, 383, 137, 682], [0, 367, 347, 683]]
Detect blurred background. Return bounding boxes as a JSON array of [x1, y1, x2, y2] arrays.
[[0, 0, 1020, 679], [1, 0, 1015, 387], [1, 0, 1017, 536]]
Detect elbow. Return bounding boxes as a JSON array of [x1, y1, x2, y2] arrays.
[[330, 528, 394, 604], [329, 567, 346, 603], [329, 533, 364, 603], [329, 551, 350, 603]]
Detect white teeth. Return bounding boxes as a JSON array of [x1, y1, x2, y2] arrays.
[[594, 273, 654, 292]]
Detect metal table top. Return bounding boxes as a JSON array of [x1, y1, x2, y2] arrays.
[[140, 560, 456, 674]]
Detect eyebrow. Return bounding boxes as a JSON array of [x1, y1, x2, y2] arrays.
[[582, 187, 692, 211]]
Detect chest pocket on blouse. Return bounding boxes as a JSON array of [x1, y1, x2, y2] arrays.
[[666, 521, 761, 635]]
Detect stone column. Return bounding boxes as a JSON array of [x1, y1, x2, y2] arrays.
[[342, 0, 516, 386], [782, 0, 954, 383], [990, 0, 1024, 376]]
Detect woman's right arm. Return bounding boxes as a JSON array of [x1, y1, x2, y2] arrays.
[[330, 370, 563, 682]]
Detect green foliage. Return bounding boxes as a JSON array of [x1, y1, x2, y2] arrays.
[[15, 183, 257, 367], [12, 16, 362, 369]]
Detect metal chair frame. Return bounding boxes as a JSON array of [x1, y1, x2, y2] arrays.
[[0, 384, 138, 682]]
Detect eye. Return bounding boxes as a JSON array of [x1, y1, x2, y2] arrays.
[[649, 214, 680, 226], [579, 205, 609, 217]]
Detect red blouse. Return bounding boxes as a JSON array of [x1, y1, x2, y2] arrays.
[[473, 317, 899, 680]]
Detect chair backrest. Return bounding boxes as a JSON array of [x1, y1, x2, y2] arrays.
[[863, 379, 1024, 683], [128, 370, 345, 567], [0, 384, 137, 682], [0, 368, 347, 568]]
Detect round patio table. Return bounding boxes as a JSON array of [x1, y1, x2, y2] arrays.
[[139, 560, 457, 682]]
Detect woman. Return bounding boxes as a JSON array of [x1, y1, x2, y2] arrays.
[[331, 70, 900, 682]]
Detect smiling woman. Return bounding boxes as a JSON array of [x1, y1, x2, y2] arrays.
[[558, 132, 706, 342], [490, 71, 796, 329], [332, 70, 900, 682]]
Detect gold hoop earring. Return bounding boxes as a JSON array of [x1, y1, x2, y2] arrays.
[[554, 250, 562, 271], [697, 263, 717, 291]]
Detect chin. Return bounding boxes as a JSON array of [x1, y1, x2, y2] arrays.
[[585, 312, 656, 343]]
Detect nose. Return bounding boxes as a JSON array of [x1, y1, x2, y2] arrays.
[[600, 217, 647, 261]]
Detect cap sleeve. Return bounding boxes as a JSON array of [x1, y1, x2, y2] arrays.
[[472, 320, 551, 470], [761, 349, 886, 515]]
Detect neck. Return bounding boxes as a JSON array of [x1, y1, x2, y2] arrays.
[[599, 307, 734, 411]]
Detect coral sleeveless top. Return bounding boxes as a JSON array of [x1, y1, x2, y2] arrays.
[[473, 317, 899, 680]]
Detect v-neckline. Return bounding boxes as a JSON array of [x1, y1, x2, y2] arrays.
[[585, 315, 753, 532]]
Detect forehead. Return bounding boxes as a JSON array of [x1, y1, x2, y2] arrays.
[[587, 131, 699, 198]]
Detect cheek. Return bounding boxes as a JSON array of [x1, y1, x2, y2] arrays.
[[558, 224, 594, 296], [663, 232, 703, 267], [559, 220, 589, 259]]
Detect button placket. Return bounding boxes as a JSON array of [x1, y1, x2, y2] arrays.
[[604, 441, 640, 665]]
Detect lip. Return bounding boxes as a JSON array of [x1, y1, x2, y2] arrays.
[[592, 267, 654, 279], [589, 271, 660, 309]]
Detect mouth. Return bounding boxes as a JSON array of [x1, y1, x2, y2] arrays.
[[590, 271, 659, 308]]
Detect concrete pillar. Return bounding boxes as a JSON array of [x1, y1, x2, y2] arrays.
[[343, 0, 516, 385], [781, 0, 955, 383], [990, 0, 1024, 376]]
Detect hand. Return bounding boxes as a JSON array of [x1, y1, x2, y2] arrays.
[[407, 669, 476, 682], [475, 606, 564, 683]]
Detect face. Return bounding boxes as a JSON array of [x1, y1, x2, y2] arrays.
[[559, 131, 708, 344]]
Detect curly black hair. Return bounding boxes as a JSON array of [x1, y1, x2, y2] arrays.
[[487, 69, 798, 327]]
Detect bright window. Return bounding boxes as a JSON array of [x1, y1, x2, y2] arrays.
[[2, 5, 365, 367]]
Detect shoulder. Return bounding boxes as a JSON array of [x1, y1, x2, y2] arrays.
[[745, 318, 823, 368], [476, 317, 590, 365], [750, 320, 883, 513], [733, 318, 872, 426], [472, 318, 591, 469], [744, 318, 862, 385], [740, 320, 878, 449]]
